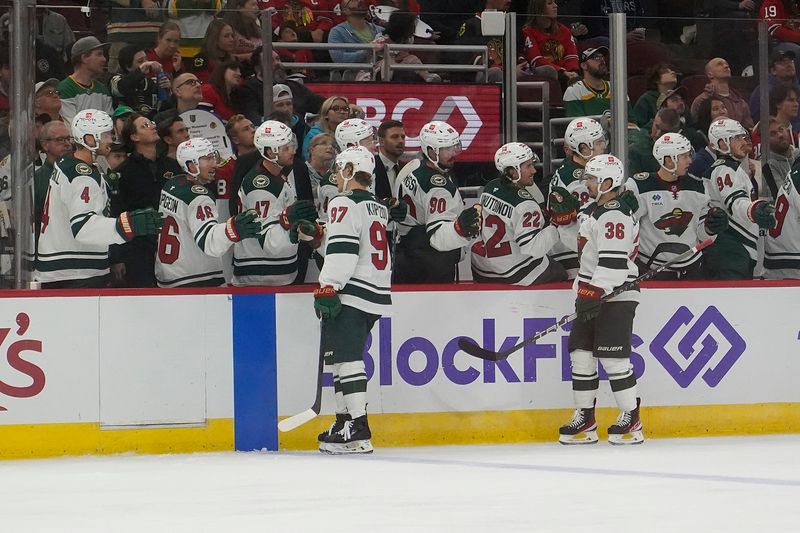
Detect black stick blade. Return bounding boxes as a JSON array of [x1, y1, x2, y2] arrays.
[[457, 337, 507, 361]]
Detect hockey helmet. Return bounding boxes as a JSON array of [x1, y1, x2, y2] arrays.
[[176, 137, 217, 177], [71, 109, 113, 153], [334, 118, 377, 151], [652, 132, 693, 173], [494, 142, 539, 183], [707, 118, 749, 155], [565, 117, 606, 157], [583, 154, 626, 199], [254, 120, 297, 163], [419, 121, 461, 169]]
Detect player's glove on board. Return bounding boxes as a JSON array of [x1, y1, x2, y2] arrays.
[[314, 286, 342, 319]]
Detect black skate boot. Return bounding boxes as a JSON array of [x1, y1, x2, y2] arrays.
[[319, 415, 373, 455], [318, 413, 349, 444], [608, 398, 644, 445], [559, 402, 598, 445]]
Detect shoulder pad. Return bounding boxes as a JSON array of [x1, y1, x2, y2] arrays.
[[430, 174, 447, 187], [251, 174, 270, 189], [75, 162, 93, 175], [632, 172, 649, 181], [191, 185, 209, 195], [517, 188, 533, 200]]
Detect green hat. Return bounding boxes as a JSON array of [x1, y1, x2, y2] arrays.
[[112, 105, 135, 119]]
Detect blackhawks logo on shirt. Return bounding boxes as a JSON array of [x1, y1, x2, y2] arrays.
[[654, 208, 693, 236]]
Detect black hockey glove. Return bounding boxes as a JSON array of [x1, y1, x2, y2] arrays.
[[575, 282, 603, 322], [280, 200, 317, 230], [381, 197, 408, 222], [116, 208, 164, 241], [548, 186, 579, 226], [704, 207, 729, 235], [747, 200, 776, 229], [617, 189, 640, 214], [225, 209, 262, 242], [455, 205, 482, 238]]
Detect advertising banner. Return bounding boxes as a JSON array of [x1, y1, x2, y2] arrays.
[[306, 82, 503, 162], [276, 287, 800, 415]]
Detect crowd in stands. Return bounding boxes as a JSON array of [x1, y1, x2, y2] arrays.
[[0, 0, 799, 288]]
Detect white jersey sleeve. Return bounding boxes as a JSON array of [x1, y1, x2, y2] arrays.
[[319, 195, 361, 290], [65, 173, 125, 246], [188, 195, 235, 258], [426, 185, 472, 252]]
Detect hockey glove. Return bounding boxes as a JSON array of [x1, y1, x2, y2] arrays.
[[381, 197, 408, 222], [225, 209, 262, 242], [313, 286, 342, 319], [704, 206, 729, 235], [454, 205, 482, 238], [548, 186, 579, 226], [747, 200, 776, 229], [575, 282, 603, 322], [279, 200, 317, 230], [290, 220, 324, 248], [116, 208, 164, 241], [617, 189, 640, 214]]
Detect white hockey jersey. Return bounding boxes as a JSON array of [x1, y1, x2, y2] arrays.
[[232, 164, 299, 286], [470, 178, 559, 285], [37, 154, 126, 283], [575, 199, 640, 302], [319, 189, 391, 315], [704, 155, 760, 260], [308, 162, 338, 223], [155, 176, 237, 287], [764, 168, 800, 278], [628, 171, 715, 270], [549, 157, 592, 276]]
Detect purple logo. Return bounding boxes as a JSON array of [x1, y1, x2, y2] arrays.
[[650, 306, 746, 388]]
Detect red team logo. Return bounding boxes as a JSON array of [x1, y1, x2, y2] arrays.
[[0, 313, 45, 411]]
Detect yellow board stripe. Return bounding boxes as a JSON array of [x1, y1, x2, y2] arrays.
[[279, 403, 800, 450], [0, 418, 234, 460]]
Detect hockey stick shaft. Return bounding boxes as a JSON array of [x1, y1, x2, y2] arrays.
[[277, 340, 325, 432], [458, 238, 714, 361]]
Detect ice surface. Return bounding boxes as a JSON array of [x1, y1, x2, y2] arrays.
[[2, 435, 798, 532]]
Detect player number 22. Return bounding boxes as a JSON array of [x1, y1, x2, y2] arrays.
[[604, 222, 625, 239]]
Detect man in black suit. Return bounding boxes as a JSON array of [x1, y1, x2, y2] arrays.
[[375, 119, 407, 200]]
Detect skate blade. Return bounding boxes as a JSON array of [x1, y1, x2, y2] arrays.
[[559, 431, 599, 445], [608, 430, 645, 445], [319, 439, 374, 455]]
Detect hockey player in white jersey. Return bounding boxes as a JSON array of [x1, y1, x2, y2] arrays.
[[560, 154, 644, 446], [334, 118, 378, 153], [37, 109, 163, 288], [548, 117, 608, 275], [155, 138, 263, 287], [471, 142, 567, 284], [703, 118, 776, 279], [628, 132, 729, 279], [765, 159, 800, 278], [314, 146, 391, 455], [232, 120, 319, 285], [392, 120, 482, 283]]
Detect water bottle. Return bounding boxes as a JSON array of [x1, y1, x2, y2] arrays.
[[156, 71, 169, 102]]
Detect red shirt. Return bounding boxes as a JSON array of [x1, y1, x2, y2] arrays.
[[201, 83, 237, 121], [257, 0, 345, 33], [146, 49, 178, 76], [760, 0, 800, 44], [521, 23, 579, 72]]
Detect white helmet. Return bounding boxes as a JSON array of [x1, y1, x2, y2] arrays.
[[335, 145, 375, 191], [583, 154, 626, 199], [419, 120, 461, 169], [254, 120, 297, 163], [177, 137, 217, 176], [494, 142, 538, 183], [652, 132, 693, 173], [565, 117, 606, 157], [71, 109, 113, 152], [708, 118, 748, 155], [334, 118, 376, 151]]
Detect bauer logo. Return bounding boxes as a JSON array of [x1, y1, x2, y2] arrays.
[[650, 306, 745, 388]]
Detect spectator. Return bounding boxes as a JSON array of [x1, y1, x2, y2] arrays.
[[374, 11, 440, 82], [750, 50, 799, 131], [753, 82, 800, 156], [762, 117, 798, 200], [112, 105, 136, 141], [455, 0, 510, 83], [294, 132, 338, 219], [655, 87, 706, 151], [328, 0, 383, 80], [703, 0, 756, 75], [167, 73, 204, 116], [633, 64, 678, 128], [563, 47, 632, 118], [34, 79, 64, 124], [34, 121, 72, 238], [35, 38, 66, 83], [521, 0, 580, 83], [418, 0, 482, 44], [223, 0, 263, 59], [218, 114, 256, 223], [35, 7, 75, 62], [168, 0, 222, 57], [58, 36, 114, 125], [689, 96, 730, 177], [114, 113, 183, 287], [628, 108, 682, 174], [110, 45, 165, 117], [275, 21, 314, 78], [157, 112, 191, 160], [690, 57, 754, 129], [201, 59, 243, 121], [302, 96, 351, 159], [185, 19, 236, 83], [147, 21, 183, 76], [759, 0, 800, 73], [579, 0, 647, 44], [106, 141, 130, 287], [226, 114, 257, 157], [106, 0, 166, 71], [376, 119, 406, 195], [272, 84, 308, 154]]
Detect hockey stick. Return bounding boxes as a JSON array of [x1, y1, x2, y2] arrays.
[[277, 343, 325, 432], [457, 238, 715, 361]]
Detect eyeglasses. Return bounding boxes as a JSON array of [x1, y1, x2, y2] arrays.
[[138, 120, 157, 129], [176, 78, 202, 89], [330, 106, 349, 113], [44, 136, 71, 143], [38, 89, 60, 98]]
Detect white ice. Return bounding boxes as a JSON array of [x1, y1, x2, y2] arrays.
[[2, 435, 798, 532]]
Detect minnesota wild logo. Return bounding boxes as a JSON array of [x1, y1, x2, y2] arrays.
[[654, 208, 693, 236]]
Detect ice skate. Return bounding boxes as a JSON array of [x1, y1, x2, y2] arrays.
[[608, 398, 644, 445], [559, 405, 598, 445], [319, 415, 373, 454], [318, 413, 349, 443]]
